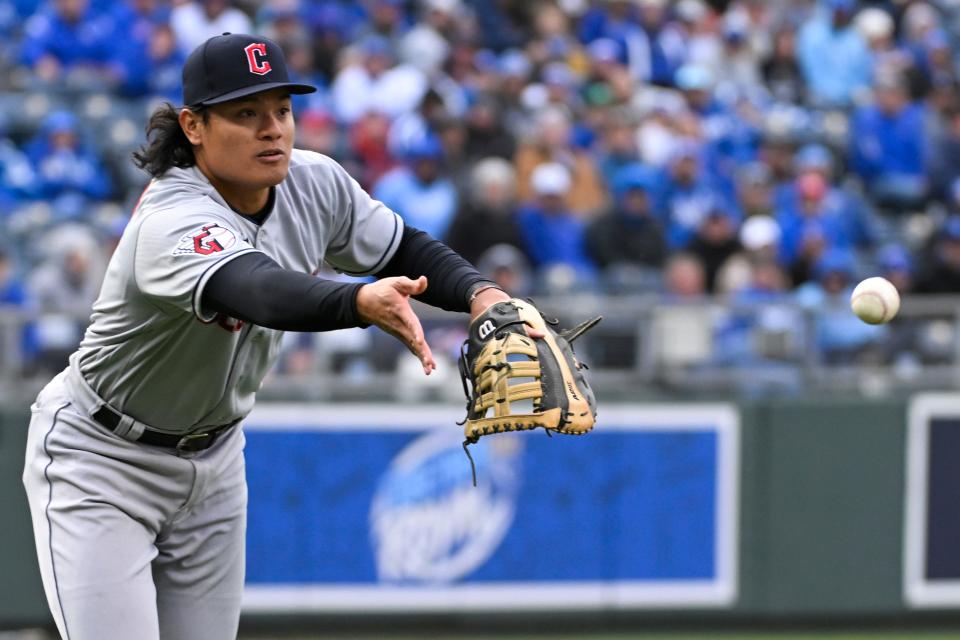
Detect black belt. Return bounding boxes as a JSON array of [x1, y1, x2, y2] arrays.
[[92, 406, 240, 452]]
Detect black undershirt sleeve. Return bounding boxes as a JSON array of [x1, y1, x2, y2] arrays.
[[202, 252, 365, 332], [375, 225, 497, 312], [202, 226, 496, 332]]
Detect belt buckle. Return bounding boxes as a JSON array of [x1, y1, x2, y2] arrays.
[[176, 432, 213, 452]]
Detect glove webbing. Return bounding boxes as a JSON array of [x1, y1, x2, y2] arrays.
[[459, 325, 544, 486]]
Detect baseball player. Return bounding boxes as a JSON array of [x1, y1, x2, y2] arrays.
[[22, 33, 511, 640]]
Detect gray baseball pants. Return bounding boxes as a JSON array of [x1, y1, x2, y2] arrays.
[[22, 369, 247, 640]]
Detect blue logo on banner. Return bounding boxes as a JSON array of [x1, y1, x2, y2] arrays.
[[370, 430, 523, 584]]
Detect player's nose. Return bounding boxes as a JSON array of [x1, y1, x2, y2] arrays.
[[258, 114, 284, 140]]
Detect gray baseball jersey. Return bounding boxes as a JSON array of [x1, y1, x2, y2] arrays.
[[75, 149, 402, 432], [24, 149, 404, 640]]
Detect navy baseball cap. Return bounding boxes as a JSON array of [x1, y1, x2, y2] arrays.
[[182, 33, 316, 107]]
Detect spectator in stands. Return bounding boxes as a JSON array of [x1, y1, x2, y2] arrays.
[[401, 1, 474, 93], [916, 30, 956, 93], [525, 3, 580, 70], [915, 217, 960, 294], [586, 163, 667, 273], [279, 36, 328, 114], [778, 144, 878, 250], [170, 0, 252, 57], [581, 0, 685, 87], [445, 157, 522, 266], [0, 248, 28, 308], [736, 161, 775, 218], [662, 252, 707, 300], [596, 108, 643, 187], [361, 0, 411, 42], [777, 172, 854, 285], [467, 0, 529, 52], [675, 63, 723, 119], [475, 243, 533, 299], [295, 108, 342, 159], [114, 22, 185, 100], [348, 110, 394, 189], [762, 25, 806, 105], [797, 0, 871, 107], [728, 0, 778, 58], [514, 107, 607, 217], [686, 201, 743, 293], [849, 72, 928, 210], [495, 48, 535, 135], [539, 61, 583, 114], [19, 0, 117, 86], [463, 97, 515, 161], [374, 135, 457, 241], [305, 3, 356, 82], [900, 2, 944, 91], [0, 248, 36, 371], [0, 122, 38, 211], [732, 256, 792, 301], [388, 87, 453, 161], [24, 110, 112, 218], [109, 0, 169, 50], [714, 7, 762, 94], [795, 248, 886, 364], [661, 138, 726, 249], [516, 162, 595, 280], [27, 225, 104, 373], [578, 0, 636, 54], [257, 1, 306, 44], [633, 0, 687, 87], [929, 104, 960, 203], [675, 0, 719, 72], [714, 213, 785, 294], [854, 8, 904, 82], [330, 34, 428, 125], [583, 36, 628, 90], [877, 243, 913, 297]]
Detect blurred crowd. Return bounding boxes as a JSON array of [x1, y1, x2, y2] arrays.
[[2, 0, 960, 381]]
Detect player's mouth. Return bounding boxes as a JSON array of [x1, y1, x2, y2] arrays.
[[256, 149, 286, 164]]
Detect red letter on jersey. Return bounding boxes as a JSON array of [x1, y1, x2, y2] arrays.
[[193, 225, 224, 255], [244, 43, 271, 76]]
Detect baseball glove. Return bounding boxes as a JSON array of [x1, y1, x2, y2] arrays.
[[458, 298, 601, 483]]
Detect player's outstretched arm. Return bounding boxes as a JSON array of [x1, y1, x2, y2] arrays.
[[356, 276, 437, 375]]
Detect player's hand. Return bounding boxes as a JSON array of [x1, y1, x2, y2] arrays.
[[357, 276, 437, 375], [469, 287, 545, 339]]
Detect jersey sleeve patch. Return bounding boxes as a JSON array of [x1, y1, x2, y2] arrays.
[[173, 223, 240, 256]]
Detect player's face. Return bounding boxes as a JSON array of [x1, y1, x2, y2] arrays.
[[185, 88, 294, 213]]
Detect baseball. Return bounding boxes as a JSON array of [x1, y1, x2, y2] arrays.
[[850, 277, 900, 324]]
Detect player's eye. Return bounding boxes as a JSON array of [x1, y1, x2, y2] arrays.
[[278, 106, 291, 117], [238, 109, 256, 118]]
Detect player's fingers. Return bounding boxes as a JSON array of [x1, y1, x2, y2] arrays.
[[412, 275, 428, 294], [393, 275, 428, 296], [525, 326, 546, 339], [386, 321, 435, 375], [399, 305, 435, 374]]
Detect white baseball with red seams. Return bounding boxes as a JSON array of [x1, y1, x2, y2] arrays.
[[850, 276, 901, 324]]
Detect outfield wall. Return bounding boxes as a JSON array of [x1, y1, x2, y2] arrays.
[[1, 396, 957, 629]]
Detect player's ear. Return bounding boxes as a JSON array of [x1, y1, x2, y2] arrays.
[[179, 107, 204, 145]]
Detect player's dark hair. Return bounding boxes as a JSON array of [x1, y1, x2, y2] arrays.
[[132, 103, 208, 178]]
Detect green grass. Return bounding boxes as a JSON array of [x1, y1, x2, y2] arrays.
[[241, 633, 960, 640]]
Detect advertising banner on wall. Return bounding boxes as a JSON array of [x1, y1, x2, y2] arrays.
[[904, 393, 960, 607], [241, 404, 739, 613]]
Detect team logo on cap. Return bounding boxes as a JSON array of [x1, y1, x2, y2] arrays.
[[244, 43, 271, 76], [174, 222, 238, 256]]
